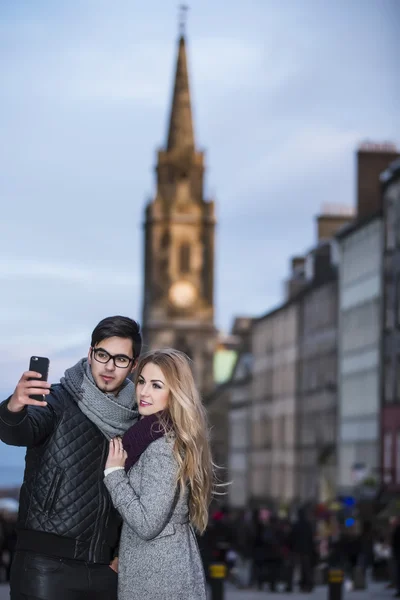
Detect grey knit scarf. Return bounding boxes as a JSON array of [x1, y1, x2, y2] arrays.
[[60, 358, 138, 440]]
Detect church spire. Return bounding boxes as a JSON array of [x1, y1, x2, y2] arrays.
[[166, 7, 195, 152]]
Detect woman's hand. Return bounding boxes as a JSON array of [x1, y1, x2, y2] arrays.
[[105, 437, 127, 470], [109, 557, 119, 573]]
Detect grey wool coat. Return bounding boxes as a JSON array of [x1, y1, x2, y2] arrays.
[[104, 436, 207, 600]]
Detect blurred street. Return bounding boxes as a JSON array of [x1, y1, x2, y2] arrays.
[[0, 581, 395, 600], [224, 583, 393, 600], [228, 584, 391, 598], [221, 581, 392, 599]]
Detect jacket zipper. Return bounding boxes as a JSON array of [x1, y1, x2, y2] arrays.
[[44, 468, 63, 514], [89, 442, 107, 562]]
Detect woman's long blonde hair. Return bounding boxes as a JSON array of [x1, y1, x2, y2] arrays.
[[134, 348, 213, 534]]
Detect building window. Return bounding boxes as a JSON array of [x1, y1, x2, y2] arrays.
[[176, 336, 192, 359], [330, 239, 340, 266], [160, 230, 170, 249], [384, 432, 393, 483], [397, 356, 400, 403], [386, 282, 395, 330], [397, 278, 400, 327], [397, 432, 400, 484], [305, 253, 314, 281], [386, 200, 396, 250], [179, 243, 191, 273], [396, 200, 400, 248], [385, 359, 394, 403], [310, 358, 318, 391]]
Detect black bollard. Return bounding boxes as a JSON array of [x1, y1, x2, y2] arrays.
[[209, 562, 226, 600], [327, 568, 343, 600]]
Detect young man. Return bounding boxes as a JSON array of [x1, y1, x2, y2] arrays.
[[0, 315, 142, 600]]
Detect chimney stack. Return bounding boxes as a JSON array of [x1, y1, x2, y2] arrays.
[[291, 256, 305, 272], [285, 256, 306, 300], [357, 141, 400, 219], [316, 204, 355, 242]]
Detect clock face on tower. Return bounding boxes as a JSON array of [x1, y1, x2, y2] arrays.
[[169, 280, 197, 309]]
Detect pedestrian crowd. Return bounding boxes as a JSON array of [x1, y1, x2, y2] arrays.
[[197, 504, 399, 596]]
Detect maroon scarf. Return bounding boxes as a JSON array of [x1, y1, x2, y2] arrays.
[[122, 412, 169, 473]]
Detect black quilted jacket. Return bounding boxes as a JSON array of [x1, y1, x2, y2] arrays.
[[0, 384, 122, 563]]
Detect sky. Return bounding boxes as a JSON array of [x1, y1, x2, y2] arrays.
[[0, 0, 399, 472]]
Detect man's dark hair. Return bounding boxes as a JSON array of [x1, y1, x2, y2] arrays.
[[91, 316, 142, 359]]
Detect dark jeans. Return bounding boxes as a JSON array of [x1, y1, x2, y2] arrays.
[[298, 554, 314, 591], [288, 553, 314, 592], [253, 559, 282, 591], [395, 556, 400, 593], [10, 551, 118, 600]]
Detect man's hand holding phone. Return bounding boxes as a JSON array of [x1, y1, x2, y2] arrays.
[[8, 370, 51, 413]]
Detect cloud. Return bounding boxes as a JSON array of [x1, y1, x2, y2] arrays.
[[233, 126, 362, 199], [0, 258, 135, 286], [0, 256, 141, 397], [192, 37, 264, 87]]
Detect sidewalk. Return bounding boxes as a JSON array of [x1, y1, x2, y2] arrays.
[[0, 581, 394, 600], [219, 581, 393, 599]]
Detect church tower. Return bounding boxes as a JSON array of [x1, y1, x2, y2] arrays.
[[141, 23, 216, 396]]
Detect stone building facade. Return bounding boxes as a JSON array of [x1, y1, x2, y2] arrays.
[[381, 159, 400, 489], [297, 260, 338, 502], [337, 216, 383, 490], [250, 302, 298, 504]]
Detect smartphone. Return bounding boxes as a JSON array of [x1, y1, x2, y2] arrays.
[[28, 356, 50, 402]]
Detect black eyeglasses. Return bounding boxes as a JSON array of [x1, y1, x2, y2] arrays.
[[91, 348, 134, 369]]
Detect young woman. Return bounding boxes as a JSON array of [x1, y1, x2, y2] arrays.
[[104, 348, 213, 600]]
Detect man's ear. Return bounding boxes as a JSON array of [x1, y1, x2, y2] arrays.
[[130, 358, 138, 374], [88, 347, 93, 364]]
